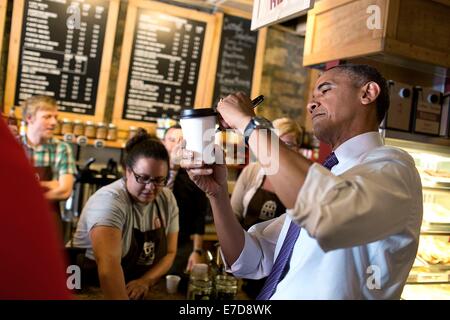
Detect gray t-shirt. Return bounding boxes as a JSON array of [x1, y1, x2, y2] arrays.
[[72, 179, 179, 260]]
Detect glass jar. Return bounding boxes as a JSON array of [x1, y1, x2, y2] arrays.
[[106, 123, 117, 141], [61, 118, 73, 135], [128, 126, 137, 140], [187, 264, 212, 300], [84, 121, 96, 138], [214, 274, 237, 300], [54, 119, 62, 135], [7, 108, 17, 126], [96, 122, 107, 140], [73, 120, 85, 136]]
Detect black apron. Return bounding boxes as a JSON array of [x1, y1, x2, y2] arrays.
[[241, 175, 286, 299], [28, 144, 63, 228], [121, 200, 168, 282], [242, 175, 286, 231], [82, 198, 168, 285]]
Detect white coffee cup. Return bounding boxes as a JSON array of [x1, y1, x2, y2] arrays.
[[166, 274, 181, 294], [180, 108, 217, 164]]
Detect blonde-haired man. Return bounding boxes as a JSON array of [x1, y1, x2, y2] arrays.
[[21, 96, 76, 207]]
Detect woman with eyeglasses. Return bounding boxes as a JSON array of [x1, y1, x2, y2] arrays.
[[230, 117, 303, 299], [71, 128, 179, 299]]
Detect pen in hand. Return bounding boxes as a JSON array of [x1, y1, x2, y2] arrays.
[[216, 95, 265, 131], [251, 95, 264, 109]]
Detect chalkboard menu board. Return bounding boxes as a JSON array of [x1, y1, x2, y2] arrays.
[[212, 15, 258, 105], [122, 9, 206, 122], [13, 0, 110, 115], [5, 0, 119, 121]]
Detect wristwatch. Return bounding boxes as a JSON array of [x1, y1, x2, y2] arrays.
[[243, 116, 274, 146]]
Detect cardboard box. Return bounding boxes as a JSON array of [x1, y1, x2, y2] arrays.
[[383, 80, 413, 131], [440, 92, 449, 137], [412, 87, 442, 136]]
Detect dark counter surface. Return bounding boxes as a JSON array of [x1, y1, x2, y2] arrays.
[[74, 277, 250, 300]]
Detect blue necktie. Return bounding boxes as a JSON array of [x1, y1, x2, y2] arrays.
[[256, 152, 338, 300], [322, 152, 339, 171]]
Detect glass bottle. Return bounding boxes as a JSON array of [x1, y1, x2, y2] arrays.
[[73, 120, 85, 136], [96, 122, 107, 140], [107, 123, 117, 141], [54, 119, 62, 135], [128, 126, 137, 140], [215, 274, 238, 300], [85, 121, 96, 138], [61, 119, 73, 135], [187, 263, 212, 300]]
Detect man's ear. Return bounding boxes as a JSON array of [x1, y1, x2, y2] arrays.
[[25, 113, 34, 125], [360, 81, 381, 105]]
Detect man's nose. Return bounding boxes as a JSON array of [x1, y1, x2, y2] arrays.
[[307, 102, 318, 113]]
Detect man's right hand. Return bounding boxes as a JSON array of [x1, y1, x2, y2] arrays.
[[169, 142, 183, 170], [180, 147, 228, 198], [217, 92, 255, 134]]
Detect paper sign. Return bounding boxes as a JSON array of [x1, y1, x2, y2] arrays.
[[251, 0, 314, 31]]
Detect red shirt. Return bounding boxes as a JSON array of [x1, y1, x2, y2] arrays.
[[0, 119, 71, 299]]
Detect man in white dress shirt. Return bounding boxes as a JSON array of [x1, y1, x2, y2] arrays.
[[182, 64, 423, 299]]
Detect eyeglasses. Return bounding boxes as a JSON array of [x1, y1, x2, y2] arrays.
[[130, 167, 167, 187]]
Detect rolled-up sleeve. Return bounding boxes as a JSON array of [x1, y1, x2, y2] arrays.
[[291, 157, 421, 252], [224, 215, 286, 279]]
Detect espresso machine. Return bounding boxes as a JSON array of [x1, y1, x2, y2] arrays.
[[63, 157, 120, 243]]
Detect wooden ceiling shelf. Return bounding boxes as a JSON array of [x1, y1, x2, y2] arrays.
[[303, 0, 450, 70]]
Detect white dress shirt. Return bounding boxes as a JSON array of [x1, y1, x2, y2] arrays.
[[227, 132, 423, 299]]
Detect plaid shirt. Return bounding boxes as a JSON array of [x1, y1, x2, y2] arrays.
[[22, 136, 77, 180]]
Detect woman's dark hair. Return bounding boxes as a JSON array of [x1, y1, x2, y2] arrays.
[[123, 128, 170, 174]]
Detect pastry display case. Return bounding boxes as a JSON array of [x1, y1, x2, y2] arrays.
[[384, 131, 450, 299]]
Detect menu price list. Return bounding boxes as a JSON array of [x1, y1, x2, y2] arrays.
[[213, 15, 258, 106], [123, 10, 206, 122], [14, 0, 109, 115]]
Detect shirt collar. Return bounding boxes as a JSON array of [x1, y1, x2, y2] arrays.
[[333, 131, 383, 167], [22, 136, 58, 151]]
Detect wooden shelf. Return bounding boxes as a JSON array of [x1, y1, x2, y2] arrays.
[[383, 129, 450, 156], [54, 135, 126, 149], [303, 0, 450, 68], [420, 229, 450, 236]]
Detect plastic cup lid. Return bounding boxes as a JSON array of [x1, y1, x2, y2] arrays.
[[180, 108, 217, 119]]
